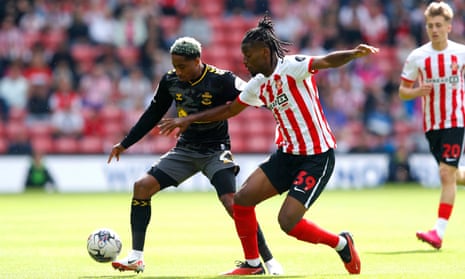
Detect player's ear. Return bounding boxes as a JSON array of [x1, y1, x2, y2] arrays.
[[262, 46, 271, 58]]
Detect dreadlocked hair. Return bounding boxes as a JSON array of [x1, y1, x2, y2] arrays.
[[242, 13, 292, 59]]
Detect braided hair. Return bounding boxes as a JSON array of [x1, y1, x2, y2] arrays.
[[242, 13, 292, 59]]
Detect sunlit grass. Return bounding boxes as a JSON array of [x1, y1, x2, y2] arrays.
[[1, 184, 465, 278]]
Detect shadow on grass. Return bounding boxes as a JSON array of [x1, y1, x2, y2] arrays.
[[79, 276, 307, 279], [367, 249, 440, 255]]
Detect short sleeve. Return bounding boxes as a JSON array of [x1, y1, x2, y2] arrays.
[[238, 77, 265, 107]]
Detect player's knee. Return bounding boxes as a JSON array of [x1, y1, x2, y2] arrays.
[[133, 177, 160, 199], [439, 163, 457, 184], [277, 212, 297, 233]]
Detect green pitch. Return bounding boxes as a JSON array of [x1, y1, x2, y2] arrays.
[[1, 184, 465, 279]]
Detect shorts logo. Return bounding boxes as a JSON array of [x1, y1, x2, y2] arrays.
[[293, 170, 316, 191]]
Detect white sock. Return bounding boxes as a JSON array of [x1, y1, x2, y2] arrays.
[[265, 258, 284, 275], [129, 250, 143, 259], [335, 235, 347, 251], [265, 258, 277, 265], [246, 258, 261, 267], [434, 218, 448, 239]]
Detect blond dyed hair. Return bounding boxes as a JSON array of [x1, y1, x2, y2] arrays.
[[424, 1, 454, 21]]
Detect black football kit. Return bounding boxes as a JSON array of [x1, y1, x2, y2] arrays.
[[120, 64, 242, 150]]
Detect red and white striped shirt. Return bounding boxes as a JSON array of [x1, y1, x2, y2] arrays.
[[401, 40, 465, 132], [238, 55, 336, 155]]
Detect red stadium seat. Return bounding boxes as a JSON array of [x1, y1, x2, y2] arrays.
[[226, 15, 250, 32], [102, 121, 124, 138], [5, 121, 27, 139], [53, 137, 79, 154], [0, 122, 5, 138], [231, 137, 248, 153], [152, 135, 177, 154], [117, 46, 140, 65], [41, 28, 66, 52], [0, 137, 7, 153], [159, 16, 180, 34], [245, 134, 274, 153], [79, 136, 104, 154], [71, 44, 100, 64], [8, 107, 27, 122], [200, 2, 223, 18], [28, 122, 54, 138], [100, 106, 124, 123], [31, 136, 54, 154]]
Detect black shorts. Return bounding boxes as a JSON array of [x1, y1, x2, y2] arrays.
[[260, 148, 335, 209], [426, 127, 465, 167], [148, 146, 239, 194]]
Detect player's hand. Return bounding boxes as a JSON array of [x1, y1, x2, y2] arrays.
[[158, 117, 189, 137], [353, 44, 379, 57], [107, 143, 126, 163], [417, 83, 433, 97]]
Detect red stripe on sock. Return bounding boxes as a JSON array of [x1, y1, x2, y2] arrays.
[[287, 219, 339, 248], [438, 203, 453, 220], [233, 204, 259, 259]]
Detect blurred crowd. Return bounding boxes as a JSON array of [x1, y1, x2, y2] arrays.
[[0, 0, 464, 159]]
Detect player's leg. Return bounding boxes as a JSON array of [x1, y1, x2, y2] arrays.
[[283, 149, 360, 274], [112, 173, 162, 273], [417, 128, 463, 249], [212, 168, 283, 275], [113, 149, 197, 272], [221, 167, 279, 275]]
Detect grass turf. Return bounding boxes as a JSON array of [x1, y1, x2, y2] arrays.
[[1, 183, 465, 278]]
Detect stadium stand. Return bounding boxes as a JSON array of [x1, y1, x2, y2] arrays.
[[0, 0, 462, 156]]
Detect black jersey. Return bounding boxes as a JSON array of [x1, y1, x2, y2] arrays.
[[120, 64, 244, 149]]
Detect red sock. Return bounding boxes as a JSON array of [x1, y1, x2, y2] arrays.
[[438, 203, 453, 220], [288, 219, 339, 248], [233, 204, 259, 259]]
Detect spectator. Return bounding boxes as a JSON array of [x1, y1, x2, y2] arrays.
[[67, 6, 91, 45], [338, 0, 363, 45], [178, 5, 212, 46], [7, 126, 33, 155], [24, 150, 56, 192], [17, 0, 46, 35], [272, 3, 303, 43], [117, 67, 152, 111], [25, 76, 52, 124], [112, 4, 147, 48], [49, 77, 84, 138], [139, 15, 167, 78], [0, 61, 29, 117], [0, 15, 27, 63], [253, 0, 270, 16], [225, 0, 247, 17], [23, 45, 53, 87], [358, 1, 389, 45], [88, 6, 115, 45], [79, 62, 113, 111], [50, 101, 84, 139], [159, 0, 184, 16], [387, 143, 415, 183], [83, 107, 104, 137]]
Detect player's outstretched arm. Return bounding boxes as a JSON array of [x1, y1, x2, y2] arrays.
[[107, 143, 126, 163], [159, 100, 247, 137], [312, 44, 379, 70]]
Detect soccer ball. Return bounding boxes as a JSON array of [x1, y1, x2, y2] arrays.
[[87, 228, 122, 263]]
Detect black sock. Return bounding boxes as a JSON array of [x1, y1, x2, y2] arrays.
[[130, 198, 151, 251], [257, 224, 273, 262]]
